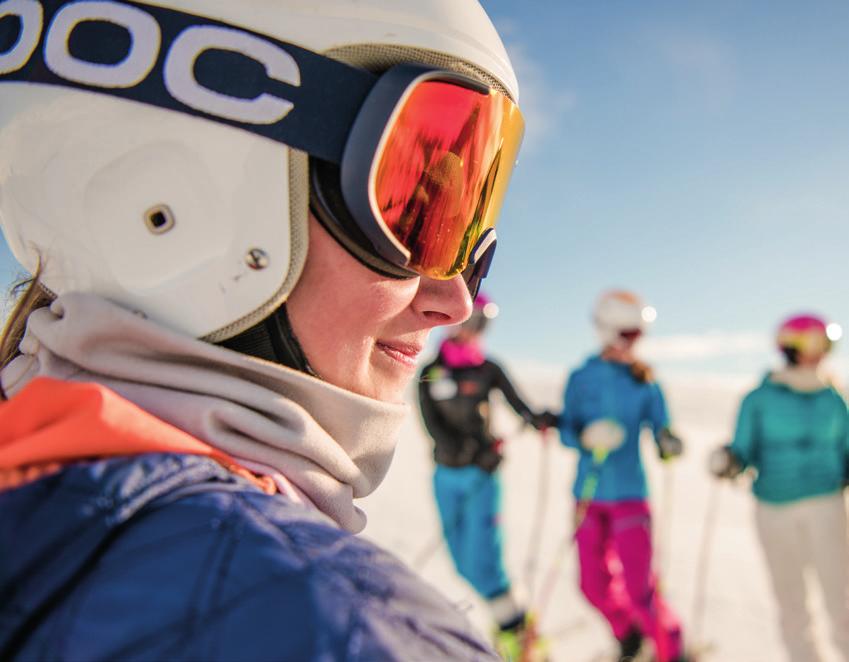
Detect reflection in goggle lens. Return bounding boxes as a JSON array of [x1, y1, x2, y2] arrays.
[[374, 80, 524, 279]]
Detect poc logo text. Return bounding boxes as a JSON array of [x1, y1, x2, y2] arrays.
[[0, 0, 301, 124]]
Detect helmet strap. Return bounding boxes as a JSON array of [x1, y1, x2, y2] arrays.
[[217, 305, 315, 375]]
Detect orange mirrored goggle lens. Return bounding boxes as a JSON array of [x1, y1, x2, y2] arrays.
[[373, 80, 524, 279]]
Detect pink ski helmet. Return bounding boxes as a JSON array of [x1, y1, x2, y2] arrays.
[[458, 291, 499, 334], [776, 314, 841, 361]]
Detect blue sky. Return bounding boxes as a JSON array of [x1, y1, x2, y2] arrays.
[[476, 0, 849, 376], [2, 1, 849, 378]]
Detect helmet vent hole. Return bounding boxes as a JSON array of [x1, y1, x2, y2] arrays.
[[144, 206, 175, 235]]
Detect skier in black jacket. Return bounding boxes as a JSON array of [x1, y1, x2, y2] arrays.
[[418, 293, 556, 658]]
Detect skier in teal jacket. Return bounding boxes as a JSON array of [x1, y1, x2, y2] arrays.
[[711, 314, 849, 662]]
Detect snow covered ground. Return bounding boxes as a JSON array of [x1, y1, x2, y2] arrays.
[[360, 365, 847, 662]]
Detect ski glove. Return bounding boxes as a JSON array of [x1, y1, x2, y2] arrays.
[[580, 419, 625, 453], [473, 439, 504, 474], [657, 429, 684, 460], [709, 444, 743, 479]]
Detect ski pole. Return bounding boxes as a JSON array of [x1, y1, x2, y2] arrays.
[[655, 457, 676, 584], [521, 426, 552, 605], [410, 530, 445, 571], [531, 534, 571, 623], [534, 447, 609, 619], [690, 475, 722, 649]]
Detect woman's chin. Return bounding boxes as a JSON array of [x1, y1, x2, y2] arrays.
[[364, 354, 417, 403]]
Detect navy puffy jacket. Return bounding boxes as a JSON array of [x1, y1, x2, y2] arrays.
[[0, 453, 498, 661]]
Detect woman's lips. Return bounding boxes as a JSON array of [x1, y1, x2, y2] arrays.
[[376, 340, 423, 368]]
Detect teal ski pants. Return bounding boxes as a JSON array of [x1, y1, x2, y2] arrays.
[[433, 465, 510, 599]]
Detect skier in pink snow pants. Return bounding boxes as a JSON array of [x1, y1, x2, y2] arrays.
[[576, 501, 683, 661], [558, 291, 691, 662]]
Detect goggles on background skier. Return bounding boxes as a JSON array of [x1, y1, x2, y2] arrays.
[[0, 0, 523, 297], [457, 294, 500, 334], [593, 290, 655, 348], [618, 328, 643, 342]]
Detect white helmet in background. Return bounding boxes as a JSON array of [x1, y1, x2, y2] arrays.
[[593, 290, 656, 349], [0, 0, 521, 360]]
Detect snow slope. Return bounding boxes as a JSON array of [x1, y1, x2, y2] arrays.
[[360, 366, 847, 662]]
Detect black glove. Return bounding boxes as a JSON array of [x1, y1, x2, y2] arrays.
[[657, 429, 684, 460], [473, 443, 503, 473], [531, 411, 560, 430], [708, 444, 743, 479]]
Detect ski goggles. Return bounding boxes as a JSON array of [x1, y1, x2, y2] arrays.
[[342, 66, 522, 283], [0, 0, 523, 293], [458, 299, 500, 334], [777, 330, 833, 357], [618, 328, 643, 342]]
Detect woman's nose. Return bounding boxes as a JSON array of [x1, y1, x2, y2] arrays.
[[411, 274, 474, 328]]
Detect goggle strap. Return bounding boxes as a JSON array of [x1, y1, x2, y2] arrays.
[[462, 229, 497, 299], [0, 0, 377, 162]]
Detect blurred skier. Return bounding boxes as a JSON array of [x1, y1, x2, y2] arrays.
[[418, 293, 556, 659], [710, 314, 849, 662], [557, 290, 690, 662]]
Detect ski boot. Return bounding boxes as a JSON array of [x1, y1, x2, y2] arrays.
[[493, 612, 548, 662], [616, 626, 643, 661]]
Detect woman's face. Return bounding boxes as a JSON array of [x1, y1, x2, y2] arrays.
[[601, 334, 639, 363], [286, 215, 473, 402], [796, 352, 824, 368]]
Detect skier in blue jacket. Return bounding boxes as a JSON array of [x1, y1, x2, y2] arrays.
[[711, 314, 849, 662], [0, 1, 526, 659], [558, 290, 690, 662]]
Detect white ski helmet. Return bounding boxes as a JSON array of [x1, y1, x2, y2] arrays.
[[0, 0, 520, 349], [593, 290, 656, 348]]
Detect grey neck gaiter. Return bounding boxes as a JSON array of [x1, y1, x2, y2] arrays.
[[1, 293, 408, 533]]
